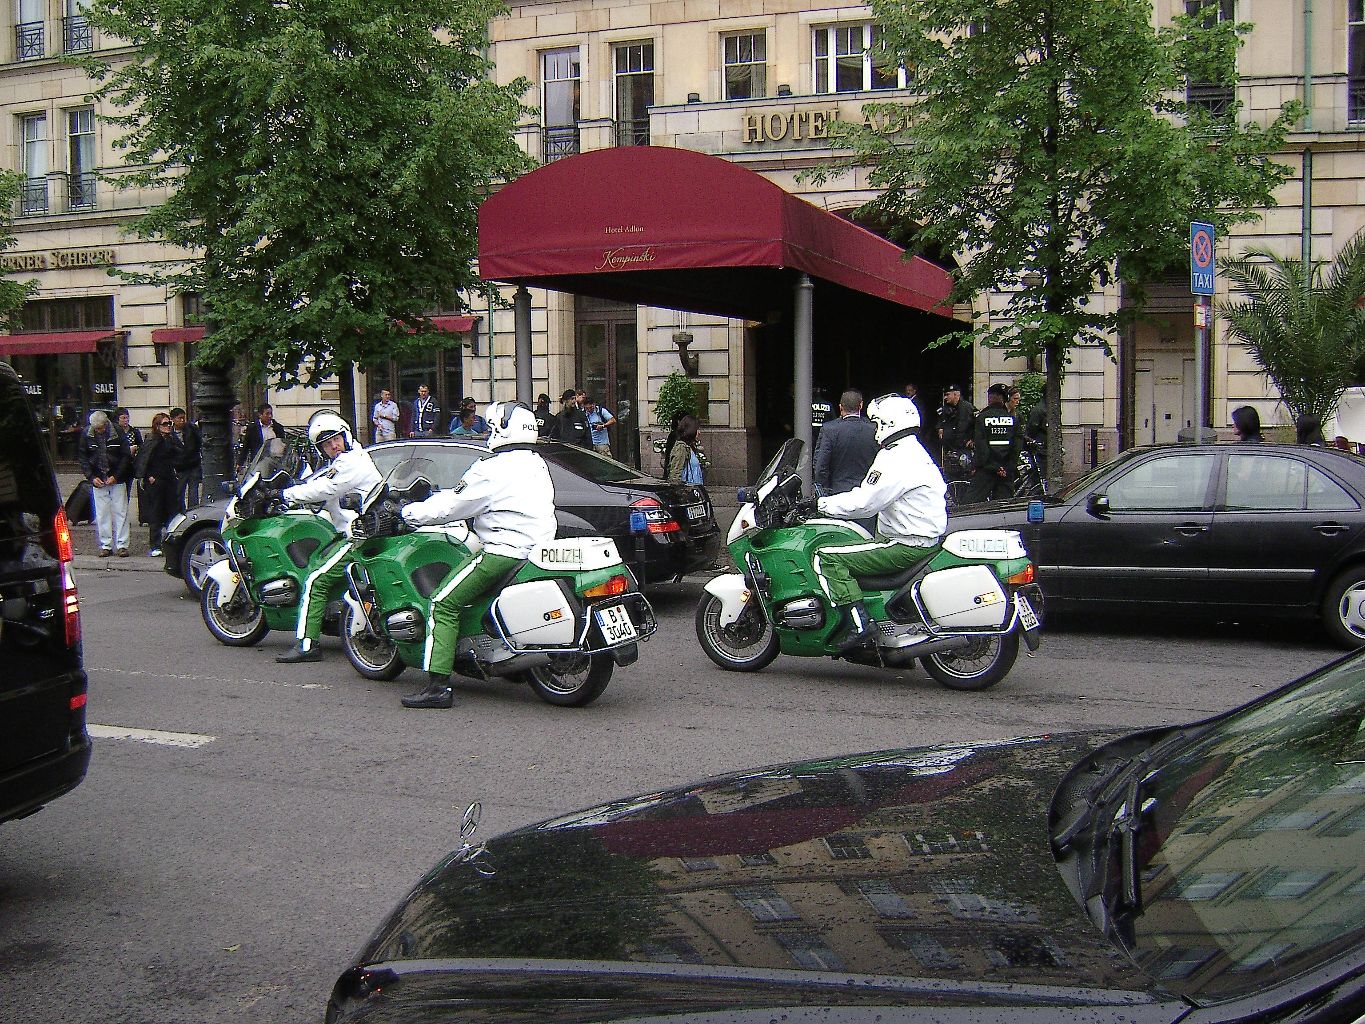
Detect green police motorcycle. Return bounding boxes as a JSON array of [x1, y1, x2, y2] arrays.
[[200, 438, 347, 648], [695, 439, 1042, 691], [337, 456, 657, 707]]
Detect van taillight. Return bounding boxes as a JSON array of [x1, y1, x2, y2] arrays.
[[54, 507, 73, 563], [61, 561, 81, 647]]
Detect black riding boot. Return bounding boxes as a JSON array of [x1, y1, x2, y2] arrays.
[[402, 672, 454, 709], [833, 602, 875, 654], [277, 639, 322, 664]]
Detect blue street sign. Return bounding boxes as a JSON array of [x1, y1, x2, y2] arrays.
[[1191, 221, 1215, 296]]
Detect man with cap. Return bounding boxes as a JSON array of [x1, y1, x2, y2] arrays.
[[964, 383, 1019, 504], [936, 384, 975, 481], [533, 393, 553, 437], [547, 389, 591, 448]]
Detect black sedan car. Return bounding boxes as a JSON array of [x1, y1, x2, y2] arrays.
[[162, 438, 719, 595], [328, 651, 1365, 1023], [949, 443, 1365, 646]]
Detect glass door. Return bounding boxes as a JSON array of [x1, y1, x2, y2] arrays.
[[575, 299, 639, 467]]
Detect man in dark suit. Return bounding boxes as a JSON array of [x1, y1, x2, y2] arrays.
[[410, 383, 441, 437], [239, 403, 287, 469], [813, 389, 879, 533]]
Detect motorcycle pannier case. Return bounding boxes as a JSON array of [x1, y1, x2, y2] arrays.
[[490, 579, 578, 647], [917, 565, 1009, 629]]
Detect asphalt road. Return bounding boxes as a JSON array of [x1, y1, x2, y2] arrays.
[[0, 567, 1344, 1023]]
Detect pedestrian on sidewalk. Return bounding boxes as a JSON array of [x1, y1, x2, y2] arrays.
[[172, 407, 202, 508], [140, 412, 185, 557], [78, 410, 132, 557]]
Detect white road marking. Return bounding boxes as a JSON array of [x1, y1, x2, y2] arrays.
[[96, 666, 332, 691], [88, 724, 216, 749]]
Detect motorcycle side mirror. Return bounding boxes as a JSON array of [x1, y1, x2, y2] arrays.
[[1086, 492, 1111, 519], [339, 493, 363, 512], [407, 479, 432, 503]]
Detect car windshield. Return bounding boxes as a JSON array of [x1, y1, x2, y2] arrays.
[[542, 444, 641, 483], [1117, 653, 1365, 1003]]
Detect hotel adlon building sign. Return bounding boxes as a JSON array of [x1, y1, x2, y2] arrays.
[[740, 106, 910, 146]]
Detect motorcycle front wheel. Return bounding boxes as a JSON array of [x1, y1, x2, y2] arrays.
[[695, 594, 779, 672], [921, 632, 1019, 691], [521, 652, 613, 707], [200, 578, 269, 647], [340, 603, 405, 680]]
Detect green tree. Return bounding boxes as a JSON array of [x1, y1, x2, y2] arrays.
[[79, 0, 531, 473], [655, 370, 699, 427], [0, 172, 37, 327], [1218, 234, 1365, 427], [818, 0, 1297, 482]]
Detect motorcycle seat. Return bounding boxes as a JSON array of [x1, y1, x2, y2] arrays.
[[855, 552, 938, 592]]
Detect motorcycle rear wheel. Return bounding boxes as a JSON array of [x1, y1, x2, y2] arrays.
[[921, 632, 1019, 691], [695, 594, 779, 672], [521, 653, 613, 707], [339, 603, 405, 680], [201, 578, 269, 647]]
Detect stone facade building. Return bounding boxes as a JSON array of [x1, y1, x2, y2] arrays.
[[0, 1, 1359, 480]]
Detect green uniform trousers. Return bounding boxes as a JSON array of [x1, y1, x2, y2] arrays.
[[424, 550, 522, 677], [295, 536, 352, 644], [811, 537, 939, 608]]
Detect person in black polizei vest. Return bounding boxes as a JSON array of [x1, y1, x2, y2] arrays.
[[964, 383, 1019, 505]]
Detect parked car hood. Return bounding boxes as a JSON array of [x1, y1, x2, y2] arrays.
[[330, 734, 1182, 1023]]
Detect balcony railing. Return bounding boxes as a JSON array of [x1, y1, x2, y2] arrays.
[[63, 15, 91, 54], [542, 124, 580, 163], [1186, 82, 1234, 119], [15, 21, 43, 61], [68, 171, 96, 211], [19, 178, 48, 216], [615, 116, 650, 148]]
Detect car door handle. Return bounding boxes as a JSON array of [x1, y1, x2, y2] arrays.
[[1315, 522, 1350, 537], [1173, 523, 1208, 536]]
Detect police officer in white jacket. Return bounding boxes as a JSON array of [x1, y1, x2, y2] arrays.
[[397, 401, 557, 709], [276, 412, 383, 664], [798, 394, 947, 654]]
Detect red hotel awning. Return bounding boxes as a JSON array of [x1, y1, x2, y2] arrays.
[[151, 326, 206, 344], [478, 146, 955, 321], [152, 316, 477, 344], [0, 329, 123, 357]]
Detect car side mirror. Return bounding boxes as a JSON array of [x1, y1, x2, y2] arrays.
[[1086, 492, 1111, 518]]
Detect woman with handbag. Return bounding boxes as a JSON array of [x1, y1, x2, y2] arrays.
[[140, 412, 185, 557]]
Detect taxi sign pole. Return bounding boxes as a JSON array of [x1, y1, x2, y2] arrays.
[[1190, 222, 1216, 441]]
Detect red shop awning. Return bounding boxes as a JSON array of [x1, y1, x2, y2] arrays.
[[151, 325, 206, 344], [426, 314, 478, 333], [478, 146, 956, 322], [0, 329, 123, 357]]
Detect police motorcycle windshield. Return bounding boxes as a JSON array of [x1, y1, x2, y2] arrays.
[[238, 436, 300, 495], [754, 438, 804, 491], [381, 456, 438, 502]]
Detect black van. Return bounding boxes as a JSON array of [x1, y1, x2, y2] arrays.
[[0, 360, 90, 823]]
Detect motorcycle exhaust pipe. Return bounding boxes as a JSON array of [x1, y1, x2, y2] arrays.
[[883, 633, 975, 662]]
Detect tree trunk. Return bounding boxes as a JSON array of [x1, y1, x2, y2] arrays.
[[195, 360, 234, 500], [337, 361, 357, 433], [1044, 338, 1065, 492]]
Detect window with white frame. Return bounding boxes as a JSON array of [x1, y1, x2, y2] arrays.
[[733, 885, 799, 922], [1352, 0, 1365, 122], [19, 113, 48, 214], [613, 41, 654, 146], [15, 0, 44, 60], [541, 47, 580, 163], [724, 31, 766, 100], [67, 107, 95, 210], [1184, 0, 1235, 117], [813, 23, 903, 94]]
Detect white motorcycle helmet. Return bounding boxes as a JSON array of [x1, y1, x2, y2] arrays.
[[307, 410, 353, 458], [866, 393, 921, 447], [486, 401, 539, 450]]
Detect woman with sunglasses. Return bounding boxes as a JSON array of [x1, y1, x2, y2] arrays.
[[139, 412, 185, 557]]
